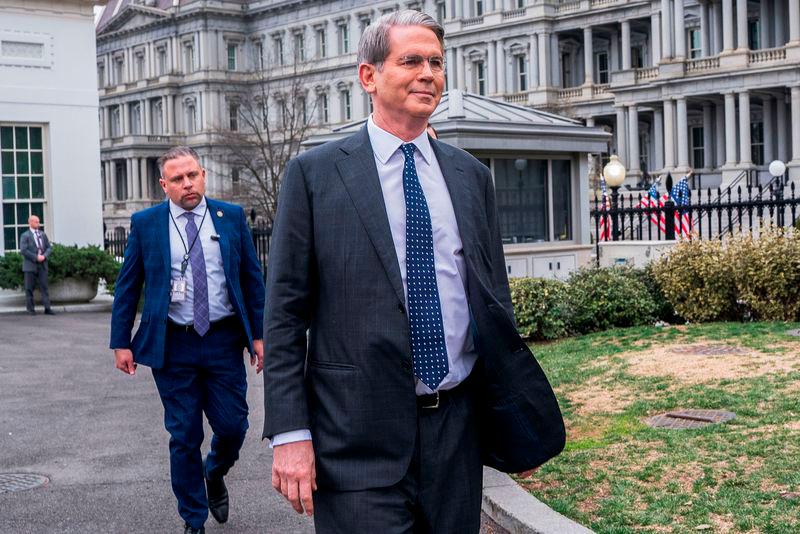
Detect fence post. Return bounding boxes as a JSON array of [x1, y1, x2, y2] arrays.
[[664, 198, 676, 240]]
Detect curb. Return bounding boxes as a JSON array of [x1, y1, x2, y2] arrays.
[[482, 467, 595, 534], [0, 301, 113, 315]]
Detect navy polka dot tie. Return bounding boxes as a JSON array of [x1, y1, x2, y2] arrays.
[[400, 143, 449, 390]]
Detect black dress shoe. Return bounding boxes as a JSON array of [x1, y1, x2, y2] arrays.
[[183, 524, 204, 534], [44, 309, 56, 315], [205, 470, 229, 524]]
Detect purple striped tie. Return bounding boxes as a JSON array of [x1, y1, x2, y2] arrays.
[[183, 212, 209, 336]]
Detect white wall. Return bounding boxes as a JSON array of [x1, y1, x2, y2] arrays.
[[0, 1, 103, 253]]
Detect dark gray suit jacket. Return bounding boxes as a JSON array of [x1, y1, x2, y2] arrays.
[[263, 126, 564, 491], [19, 229, 52, 273]]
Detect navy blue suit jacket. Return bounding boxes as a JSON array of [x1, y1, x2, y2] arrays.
[[109, 198, 265, 370]]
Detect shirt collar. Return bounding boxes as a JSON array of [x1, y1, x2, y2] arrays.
[[169, 196, 207, 221], [367, 116, 433, 166]]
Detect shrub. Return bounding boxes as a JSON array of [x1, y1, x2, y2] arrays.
[[650, 239, 738, 322], [0, 244, 120, 293], [563, 266, 657, 334], [509, 277, 569, 340], [629, 263, 681, 323], [728, 226, 800, 321]]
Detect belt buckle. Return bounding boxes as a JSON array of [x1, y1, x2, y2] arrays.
[[423, 391, 440, 409]]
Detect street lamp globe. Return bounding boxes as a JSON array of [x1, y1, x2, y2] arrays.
[[603, 154, 627, 188], [768, 160, 786, 179]]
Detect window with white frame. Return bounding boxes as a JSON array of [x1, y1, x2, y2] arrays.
[[691, 126, 704, 168], [254, 41, 264, 70], [595, 51, 609, 84], [153, 100, 163, 134], [294, 32, 305, 62], [111, 106, 121, 137], [316, 27, 327, 58], [359, 17, 371, 33], [114, 160, 127, 201], [135, 52, 145, 79], [1, 125, 46, 251], [631, 46, 645, 68], [157, 46, 168, 75], [338, 21, 350, 54], [751, 121, 764, 165], [185, 100, 196, 135], [227, 43, 238, 70], [516, 55, 527, 91], [748, 19, 760, 50], [97, 62, 105, 88], [183, 41, 195, 73], [475, 61, 486, 95], [114, 56, 124, 84], [131, 103, 141, 134], [341, 88, 351, 121], [298, 95, 307, 124], [319, 92, 329, 123], [436, 0, 446, 22], [475, 0, 483, 16], [229, 102, 239, 131], [688, 29, 701, 59], [274, 35, 284, 66]]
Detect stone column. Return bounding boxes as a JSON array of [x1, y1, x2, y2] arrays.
[[110, 160, 117, 201], [713, 0, 724, 54], [724, 91, 738, 165], [715, 101, 725, 168], [654, 108, 665, 170], [677, 97, 690, 168], [763, 97, 774, 163], [456, 46, 466, 89], [736, 0, 748, 50], [700, 1, 710, 56], [628, 105, 640, 172], [529, 33, 539, 88], [615, 106, 628, 166], [791, 0, 800, 43], [538, 32, 550, 87], [583, 27, 593, 84], [352, 87, 365, 120], [454, 0, 462, 19], [777, 92, 789, 162], [722, 0, 734, 51], [661, 0, 672, 59], [143, 99, 150, 135], [674, 0, 686, 58], [621, 20, 632, 69], [776, 1, 787, 46], [446, 47, 456, 90], [760, 1, 772, 48], [141, 158, 150, 199], [651, 13, 662, 64], [664, 99, 676, 168], [497, 41, 506, 94], [550, 33, 561, 87], [166, 95, 175, 134], [487, 42, 497, 94], [739, 91, 752, 164], [132, 157, 141, 199], [103, 106, 110, 138], [791, 86, 800, 162], [126, 158, 134, 200], [703, 103, 714, 168]]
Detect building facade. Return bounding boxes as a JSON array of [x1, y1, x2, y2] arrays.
[[0, 0, 105, 254], [96, 0, 800, 235]]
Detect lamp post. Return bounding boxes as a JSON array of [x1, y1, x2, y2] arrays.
[[603, 154, 626, 240], [769, 160, 787, 227]]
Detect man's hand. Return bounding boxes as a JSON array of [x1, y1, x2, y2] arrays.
[[250, 339, 264, 374], [272, 440, 316, 516], [114, 349, 137, 375], [37, 255, 45, 262]]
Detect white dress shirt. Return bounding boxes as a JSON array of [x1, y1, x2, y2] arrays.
[[167, 197, 234, 324], [271, 118, 476, 447]]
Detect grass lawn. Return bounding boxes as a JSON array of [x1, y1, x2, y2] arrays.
[[521, 322, 800, 534]]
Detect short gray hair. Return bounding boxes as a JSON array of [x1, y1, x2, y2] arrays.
[[356, 10, 445, 70], [157, 146, 201, 177]]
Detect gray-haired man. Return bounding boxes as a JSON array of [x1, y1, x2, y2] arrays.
[[264, 9, 563, 534]]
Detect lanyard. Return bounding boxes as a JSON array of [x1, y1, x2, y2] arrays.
[[169, 206, 208, 277]]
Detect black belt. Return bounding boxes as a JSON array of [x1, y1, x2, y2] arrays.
[[417, 378, 470, 409], [167, 314, 238, 333]]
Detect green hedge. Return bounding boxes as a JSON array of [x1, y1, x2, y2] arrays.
[[0, 244, 120, 293], [509, 277, 569, 340]]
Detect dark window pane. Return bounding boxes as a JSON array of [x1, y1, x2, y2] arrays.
[[15, 127, 28, 149], [16, 203, 29, 224], [4, 227, 16, 250], [16, 152, 28, 174], [17, 177, 30, 199], [1, 152, 12, 174], [552, 160, 572, 241], [17, 226, 25, 243], [2, 176, 14, 198], [29, 127, 42, 150], [495, 158, 548, 243], [30, 203, 44, 222], [31, 175, 44, 198], [30, 152, 43, 174], [3, 203, 14, 225], [0, 127, 12, 149]]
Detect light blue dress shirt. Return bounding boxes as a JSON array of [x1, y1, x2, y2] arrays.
[[271, 118, 476, 447], [167, 197, 234, 325]]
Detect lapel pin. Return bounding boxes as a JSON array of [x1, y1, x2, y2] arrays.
[[216, 210, 223, 218]]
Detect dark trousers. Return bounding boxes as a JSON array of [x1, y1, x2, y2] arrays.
[[152, 316, 249, 529], [313, 379, 483, 534], [24, 265, 50, 312]]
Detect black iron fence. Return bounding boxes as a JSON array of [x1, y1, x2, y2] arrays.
[[591, 181, 800, 245], [104, 222, 272, 281]]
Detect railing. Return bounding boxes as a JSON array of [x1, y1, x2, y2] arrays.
[[462, 15, 484, 27], [557, 87, 583, 100], [591, 181, 799, 248], [634, 67, 659, 81], [749, 47, 787, 64], [147, 135, 172, 143], [590, 0, 622, 7], [105, 221, 273, 280], [592, 84, 611, 96], [556, 0, 581, 13], [686, 56, 720, 73], [504, 91, 529, 104], [502, 7, 526, 19]]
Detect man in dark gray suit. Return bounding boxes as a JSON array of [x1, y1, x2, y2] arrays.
[[263, 10, 563, 534], [19, 215, 54, 315]]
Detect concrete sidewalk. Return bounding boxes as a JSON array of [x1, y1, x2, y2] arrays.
[[0, 288, 113, 315]]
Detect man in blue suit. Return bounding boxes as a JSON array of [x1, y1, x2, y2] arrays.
[[110, 146, 265, 534]]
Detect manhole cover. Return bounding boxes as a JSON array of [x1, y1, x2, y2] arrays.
[[786, 329, 800, 337], [0, 473, 49, 494], [671, 344, 749, 355], [645, 409, 736, 429]]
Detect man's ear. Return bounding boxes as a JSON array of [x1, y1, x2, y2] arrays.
[[358, 63, 377, 95]]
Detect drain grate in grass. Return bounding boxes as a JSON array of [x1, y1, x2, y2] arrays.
[[0, 473, 49, 494], [645, 409, 736, 429], [670, 344, 749, 355]]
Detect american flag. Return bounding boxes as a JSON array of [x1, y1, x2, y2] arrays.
[[639, 181, 667, 232], [670, 175, 693, 239], [598, 177, 612, 241]]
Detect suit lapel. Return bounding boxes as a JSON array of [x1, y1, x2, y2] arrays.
[[207, 199, 232, 278], [336, 127, 405, 305], [431, 140, 479, 262], [156, 202, 172, 276]]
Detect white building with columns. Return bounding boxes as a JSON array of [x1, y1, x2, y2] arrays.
[[97, 0, 800, 233]]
